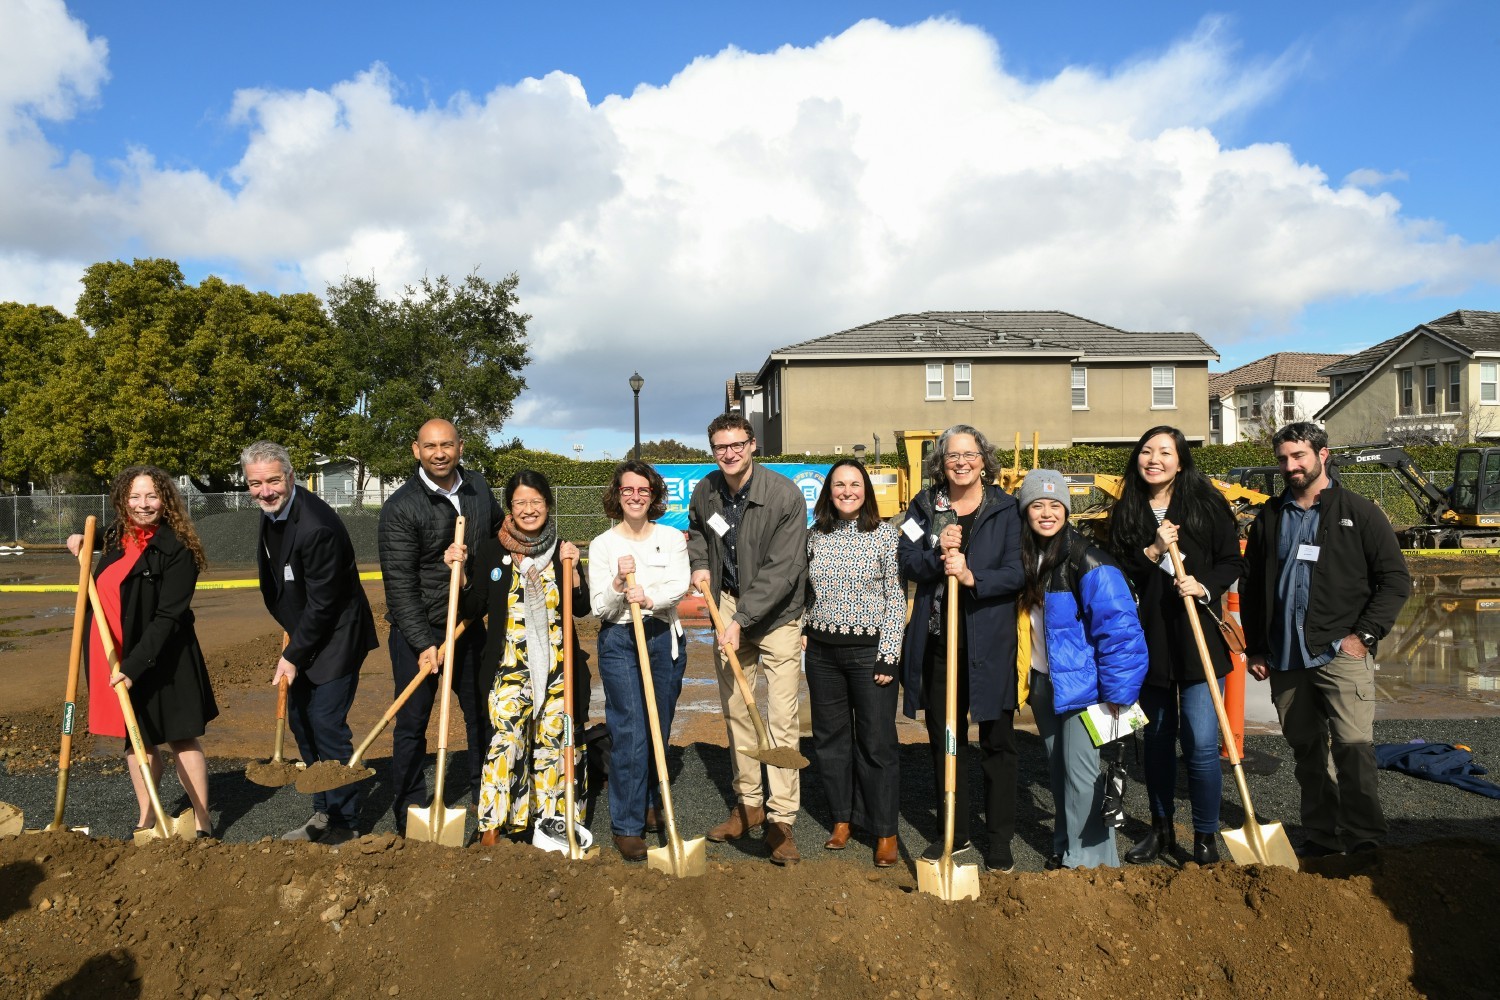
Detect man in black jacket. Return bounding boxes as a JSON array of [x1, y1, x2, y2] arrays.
[[378, 419, 504, 836], [243, 441, 378, 844], [1243, 422, 1411, 856]]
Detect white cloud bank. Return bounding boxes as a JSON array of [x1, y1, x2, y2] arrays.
[[2, 4, 1497, 440]]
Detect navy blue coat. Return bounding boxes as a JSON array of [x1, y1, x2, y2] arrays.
[[898, 484, 1024, 722]]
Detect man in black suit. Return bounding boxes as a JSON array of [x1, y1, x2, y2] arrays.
[[243, 440, 378, 845]]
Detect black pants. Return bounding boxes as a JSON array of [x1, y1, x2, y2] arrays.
[[287, 665, 363, 827], [805, 638, 900, 838], [922, 640, 1017, 851], [389, 622, 489, 832]]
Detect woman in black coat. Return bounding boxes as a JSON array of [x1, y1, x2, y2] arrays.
[[69, 466, 217, 836], [1109, 427, 1244, 865], [898, 425, 1025, 873]]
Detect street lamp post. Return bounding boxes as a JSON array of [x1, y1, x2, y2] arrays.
[[629, 372, 645, 461]]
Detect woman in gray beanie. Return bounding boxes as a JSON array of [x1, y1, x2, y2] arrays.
[[1016, 469, 1148, 868]]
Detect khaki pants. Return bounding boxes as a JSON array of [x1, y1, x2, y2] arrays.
[[715, 594, 802, 825]]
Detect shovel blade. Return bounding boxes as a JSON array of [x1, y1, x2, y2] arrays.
[[131, 807, 196, 845], [33, 824, 91, 836], [647, 836, 707, 878], [406, 803, 467, 847], [1222, 821, 1299, 870], [295, 760, 375, 794], [246, 759, 302, 788], [916, 855, 981, 902], [738, 744, 811, 770], [0, 802, 23, 838]]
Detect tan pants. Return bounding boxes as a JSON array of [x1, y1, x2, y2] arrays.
[[715, 594, 802, 825]]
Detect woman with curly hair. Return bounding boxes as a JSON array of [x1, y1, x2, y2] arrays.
[[587, 459, 691, 861], [69, 466, 217, 836], [1109, 426, 1244, 865]]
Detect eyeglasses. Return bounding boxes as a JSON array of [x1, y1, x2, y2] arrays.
[[711, 439, 752, 456], [618, 487, 653, 498], [944, 451, 982, 464], [511, 499, 547, 511]]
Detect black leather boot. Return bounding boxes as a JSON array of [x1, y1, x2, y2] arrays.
[[1192, 831, 1220, 865], [1125, 816, 1176, 864]]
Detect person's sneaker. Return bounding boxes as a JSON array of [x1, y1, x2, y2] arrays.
[[320, 825, 357, 847], [920, 840, 974, 862], [532, 816, 595, 855], [281, 812, 331, 842], [984, 850, 1015, 874], [1044, 853, 1064, 871]]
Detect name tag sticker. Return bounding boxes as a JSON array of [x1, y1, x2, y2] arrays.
[[707, 512, 730, 537], [1297, 544, 1321, 562], [283, 565, 295, 581], [647, 548, 669, 568], [900, 518, 924, 543], [1158, 553, 1176, 576]]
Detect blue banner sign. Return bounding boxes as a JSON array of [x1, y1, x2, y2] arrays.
[[654, 463, 830, 530]]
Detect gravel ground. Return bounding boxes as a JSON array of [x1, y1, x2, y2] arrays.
[[5, 717, 1498, 868]]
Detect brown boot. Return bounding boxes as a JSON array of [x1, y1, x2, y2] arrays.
[[874, 836, 899, 868], [479, 828, 501, 847], [706, 803, 765, 842], [645, 807, 665, 833], [766, 821, 801, 865], [824, 822, 852, 850], [614, 834, 647, 862]]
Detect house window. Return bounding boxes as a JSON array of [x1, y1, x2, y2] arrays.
[[1483, 363, 1498, 404], [1238, 395, 1248, 420], [1422, 365, 1438, 413], [1398, 368, 1414, 414], [1447, 363, 1462, 412], [1210, 405, 1220, 432], [954, 362, 972, 399], [1071, 366, 1087, 408], [1250, 391, 1262, 419], [1332, 375, 1345, 399], [1151, 367, 1175, 408], [925, 363, 944, 400], [770, 371, 781, 416], [1282, 389, 1296, 422]]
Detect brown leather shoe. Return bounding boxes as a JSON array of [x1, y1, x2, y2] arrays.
[[765, 821, 801, 866], [874, 835, 898, 868], [706, 803, 765, 842], [645, 807, 665, 833], [614, 834, 647, 862], [824, 822, 852, 850], [479, 828, 501, 847]]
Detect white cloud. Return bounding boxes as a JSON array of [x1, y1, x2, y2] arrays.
[[1343, 167, 1409, 189], [1, 5, 1498, 441]]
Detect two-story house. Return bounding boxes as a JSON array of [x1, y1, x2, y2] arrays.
[[1208, 352, 1347, 444]]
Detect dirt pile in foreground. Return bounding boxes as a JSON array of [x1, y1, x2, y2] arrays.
[[3, 834, 1495, 1000]]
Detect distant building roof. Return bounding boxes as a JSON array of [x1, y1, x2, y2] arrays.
[[1318, 311, 1500, 377], [766, 311, 1218, 363], [1208, 352, 1348, 398]]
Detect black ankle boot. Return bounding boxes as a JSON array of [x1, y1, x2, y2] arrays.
[[1125, 816, 1176, 864], [1192, 831, 1220, 865]]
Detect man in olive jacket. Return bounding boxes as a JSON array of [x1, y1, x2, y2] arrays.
[[378, 419, 504, 835], [1243, 422, 1411, 857], [687, 415, 809, 864]]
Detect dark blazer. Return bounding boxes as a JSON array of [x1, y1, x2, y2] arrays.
[[464, 537, 591, 725], [898, 484, 1025, 722], [257, 487, 378, 685], [89, 521, 218, 744], [1117, 491, 1245, 686]]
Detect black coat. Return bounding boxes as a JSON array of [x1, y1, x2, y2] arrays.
[[377, 466, 505, 653], [89, 522, 218, 745], [257, 487, 378, 684], [1117, 491, 1245, 686], [898, 485, 1025, 722], [464, 537, 592, 726]]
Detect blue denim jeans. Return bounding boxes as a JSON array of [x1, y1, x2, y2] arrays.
[[597, 618, 686, 837], [1138, 678, 1224, 834]]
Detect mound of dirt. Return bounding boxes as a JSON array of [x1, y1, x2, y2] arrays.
[[3, 833, 1496, 999]]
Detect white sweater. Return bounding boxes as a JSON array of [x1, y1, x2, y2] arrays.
[[587, 522, 691, 628]]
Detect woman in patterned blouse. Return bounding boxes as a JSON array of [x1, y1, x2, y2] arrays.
[[803, 459, 906, 867]]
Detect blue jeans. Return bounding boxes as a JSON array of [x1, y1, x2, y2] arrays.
[[1138, 678, 1223, 834], [287, 666, 362, 827], [597, 618, 686, 837]]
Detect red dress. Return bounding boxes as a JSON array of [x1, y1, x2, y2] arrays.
[[87, 525, 153, 739]]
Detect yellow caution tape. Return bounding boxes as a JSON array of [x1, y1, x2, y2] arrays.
[[1, 570, 385, 593]]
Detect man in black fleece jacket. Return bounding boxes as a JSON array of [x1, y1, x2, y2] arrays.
[[1243, 422, 1411, 857]]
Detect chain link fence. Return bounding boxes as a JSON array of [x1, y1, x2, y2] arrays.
[[2, 484, 614, 565]]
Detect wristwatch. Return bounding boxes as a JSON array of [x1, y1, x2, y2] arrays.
[[1356, 630, 1377, 647]]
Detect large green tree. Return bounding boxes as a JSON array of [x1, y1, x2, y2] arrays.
[[0, 303, 95, 489], [327, 272, 531, 482], [68, 258, 352, 491]]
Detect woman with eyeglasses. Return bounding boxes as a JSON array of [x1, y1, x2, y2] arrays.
[[897, 424, 1025, 873], [448, 469, 591, 849], [588, 460, 691, 862], [803, 459, 905, 867]]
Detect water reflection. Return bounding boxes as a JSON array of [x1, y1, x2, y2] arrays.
[[1382, 575, 1500, 716]]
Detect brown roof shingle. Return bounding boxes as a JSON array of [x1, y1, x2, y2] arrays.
[[1208, 352, 1348, 398]]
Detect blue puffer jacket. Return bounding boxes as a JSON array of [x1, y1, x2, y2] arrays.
[[1037, 531, 1149, 715]]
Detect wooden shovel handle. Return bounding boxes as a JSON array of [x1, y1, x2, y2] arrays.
[[50, 516, 96, 828], [344, 620, 468, 769], [1166, 541, 1242, 767], [696, 584, 775, 749], [630, 573, 684, 860]]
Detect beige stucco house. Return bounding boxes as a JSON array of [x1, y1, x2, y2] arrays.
[[741, 311, 1219, 455], [1315, 310, 1500, 446], [1208, 352, 1347, 444]]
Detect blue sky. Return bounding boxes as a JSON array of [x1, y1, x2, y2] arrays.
[[4, 0, 1498, 458]]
